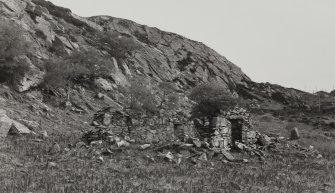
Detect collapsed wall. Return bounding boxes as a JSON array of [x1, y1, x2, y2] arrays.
[[91, 107, 196, 143]]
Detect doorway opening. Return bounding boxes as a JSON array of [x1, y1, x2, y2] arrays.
[[230, 119, 243, 144]]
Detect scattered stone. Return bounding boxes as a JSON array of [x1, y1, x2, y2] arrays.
[[258, 134, 271, 146], [198, 153, 208, 161], [47, 162, 57, 168], [140, 144, 151, 150], [90, 140, 103, 146], [317, 154, 323, 159], [243, 159, 249, 163], [159, 151, 174, 162], [221, 150, 235, 161], [41, 130, 48, 138], [235, 142, 247, 150], [116, 140, 130, 148], [290, 127, 300, 140], [97, 156, 104, 162]]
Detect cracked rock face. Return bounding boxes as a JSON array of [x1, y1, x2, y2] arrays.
[[89, 16, 250, 90], [0, 0, 304, 107], [0, 0, 250, 93]]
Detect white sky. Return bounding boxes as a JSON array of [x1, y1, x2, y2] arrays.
[[49, 0, 335, 92]]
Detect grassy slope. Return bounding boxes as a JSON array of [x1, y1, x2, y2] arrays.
[[0, 87, 335, 193]]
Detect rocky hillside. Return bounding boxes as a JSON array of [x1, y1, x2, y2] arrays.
[[0, 0, 312, 109], [0, 0, 248, 91]]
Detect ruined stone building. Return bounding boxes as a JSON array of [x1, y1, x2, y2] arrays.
[[91, 107, 196, 143], [89, 107, 257, 146], [194, 108, 257, 148]]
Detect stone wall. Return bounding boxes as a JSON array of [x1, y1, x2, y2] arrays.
[[194, 108, 257, 148], [226, 108, 257, 145], [92, 108, 196, 143]]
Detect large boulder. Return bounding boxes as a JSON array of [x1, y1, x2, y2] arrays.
[[12, 56, 44, 92], [0, 110, 13, 137], [0, 109, 35, 137], [7, 121, 35, 136]]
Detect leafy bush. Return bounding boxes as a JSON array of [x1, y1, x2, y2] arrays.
[[189, 83, 237, 118], [0, 19, 30, 83], [41, 49, 114, 90], [99, 31, 141, 58]]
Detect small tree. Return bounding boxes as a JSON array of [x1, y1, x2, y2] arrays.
[[41, 49, 114, 98], [189, 83, 238, 118], [0, 19, 30, 83], [99, 31, 141, 58]]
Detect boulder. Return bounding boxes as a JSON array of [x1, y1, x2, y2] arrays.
[[290, 127, 300, 140], [7, 121, 35, 136], [95, 78, 115, 91], [221, 150, 235, 162], [116, 140, 130, 148], [12, 56, 44, 92], [258, 134, 271, 146], [140, 144, 151, 150], [0, 111, 12, 137], [198, 153, 208, 161]]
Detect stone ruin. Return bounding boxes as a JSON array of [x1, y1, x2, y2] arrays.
[[84, 107, 258, 148], [193, 108, 257, 149], [86, 107, 196, 144]]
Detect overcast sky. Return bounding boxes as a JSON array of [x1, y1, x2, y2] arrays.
[[49, 0, 335, 92]]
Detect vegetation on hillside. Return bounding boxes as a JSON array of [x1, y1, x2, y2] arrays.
[[41, 49, 114, 90], [189, 83, 238, 118], [0, 19, 30, 84]]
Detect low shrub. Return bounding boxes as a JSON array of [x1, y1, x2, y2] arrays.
[[41, 49, 114, 90], [189, 83, 238, 118]]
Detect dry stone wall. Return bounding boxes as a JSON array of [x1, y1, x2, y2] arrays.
[[194, 108, 257, 148], [92, 108, 196, 143]]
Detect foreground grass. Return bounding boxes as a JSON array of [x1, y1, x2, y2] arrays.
[[0, 136, 334, 193]]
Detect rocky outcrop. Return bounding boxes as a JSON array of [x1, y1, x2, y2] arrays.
[[12, 56, 44, 92], [0, 109, 36, 138], [89, 16, 250, 90], [0, 0, 308, 108]]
